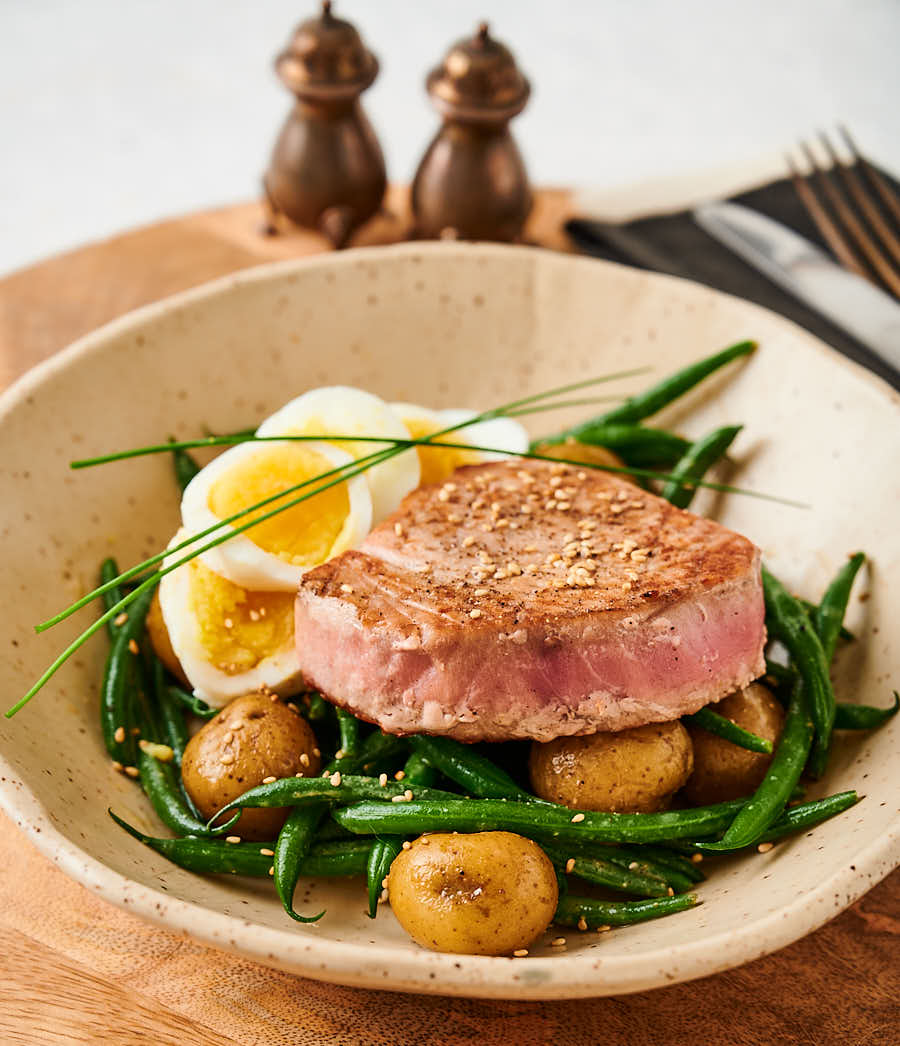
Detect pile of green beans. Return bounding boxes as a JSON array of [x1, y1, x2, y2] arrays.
[[102, 342, 893, 949]]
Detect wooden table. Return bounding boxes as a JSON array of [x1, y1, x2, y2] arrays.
[[0, 188, 897, 1045]]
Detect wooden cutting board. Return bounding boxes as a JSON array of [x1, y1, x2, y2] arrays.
[[0, 187, 897, 1046]]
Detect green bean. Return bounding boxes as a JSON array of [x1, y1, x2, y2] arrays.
[[274, 807, 327, 923], [581, 341, 755, 428], [543, 844, 672, 898], [367, 837, 403, 918], [138, 743, 230, 837], [701, 679, 813, 852], [333, 795, 747, 845], [799, 599, 854, 642], [335, 708, 362, 760], [100, 559, 126, 640], [410, 735, 529, 800], [166, 684, 218, 719], [537, 425, 691, 466], [334, 729, 409, 776], [210, 776, 459, 827], [684, 706, 773, 754], [306, 693, 334, 724], [763, 658, 796, 691], [762, 567, 835, 778], [151, 663, 189, 766], [531, 838, 695, 890], [660, 425, 742, 509], [398, 749, 440, 788], [834, 693, 899, 730], [814, 553, 865, 663], [170, 439, 200, 493], [555, 892, 699, 929], [632, 845, 706, 884], [100, 586, 155, 765], [686, 791, 860, 853], [109, 810, 370, 877]]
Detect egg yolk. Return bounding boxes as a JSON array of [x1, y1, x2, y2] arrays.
[[188, 560, 295, 674], [207, 444, 351, 565], [402, 416, 480, 487]]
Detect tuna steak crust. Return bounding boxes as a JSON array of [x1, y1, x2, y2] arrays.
[[295, 458, 766, 742]]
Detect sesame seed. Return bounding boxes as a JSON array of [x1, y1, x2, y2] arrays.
[[565, 858, 575, 873], [114, 726, 125, 744], [379, 888, 389, 903], [551, 937, 567, 947], [262, 776, 277, 784], [259, 848, 274, 856], [223, 732, 234, 744], [577, 917, 588, 932], [130, 727, 141, 737], [391, 793, 408, 803], [393, 770, 406, 781], [124, 765, 139, 778], [571, 813, 585, 823], [128, 639, 139, 655], [334, 749, 346, 760], [113, 612, 128, 627], [596, 925, 612, 934], [111, 761, 123, 772], [473, 588, 489, 597], [139, 740, 174, 762], [469, 608, 483, 619], [295, 772, 303, 778], [512, 949, 529, 958], [757, 842, 775, 853], [258, 606, 266, 617], [447, 513, 461, 523], [329, 772, 342, 787], [394, 522, 404, 537], [223, 618, 233, 630], [220, 754, 235, 765], [299, 753, 310, 767], [379, 773, 388, 787], [312, 748, 321, 757], [225, 836, 242, 844], [268, 866, 275, 876], [340, 584, 354, 595], [628, 861, 639, 870], [691, 853, 703, 864], [462, 535, 476, 548], [404, 789, 414, 800], [249, 609, 260, 621], [381, 876, 389, 888], [437, 490, 450, 502], [402, 841, 412, 850], [621, 581, 633, 592], [269, 693, 279, 703]]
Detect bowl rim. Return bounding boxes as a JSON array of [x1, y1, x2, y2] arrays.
[[1, 241, 898, 999]]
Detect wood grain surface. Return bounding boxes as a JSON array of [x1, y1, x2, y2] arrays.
[[0, 187, 897, 1045]]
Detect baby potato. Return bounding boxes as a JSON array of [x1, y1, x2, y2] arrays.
[[683, 683, 785, 805], [532, 438, 634, 482], [181, 692, 321, 840], [388, 832, 557, 956], [146, 589, 188, 685], [529, 721, 693, 813]]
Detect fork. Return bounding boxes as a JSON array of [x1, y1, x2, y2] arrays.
[[787, 127, 900, 299]]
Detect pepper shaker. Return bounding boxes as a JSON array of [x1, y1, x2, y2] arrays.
[[411, 23, 532, 242], [263, 1, 387, 247]]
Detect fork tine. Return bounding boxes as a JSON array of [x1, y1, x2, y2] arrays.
[[799, 140, 900, 298], [787, 151, 871, 280], [839, 125, 900, 227], [819, 132, 900, 268]]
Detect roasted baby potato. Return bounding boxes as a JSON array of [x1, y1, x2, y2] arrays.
[[529, 721, 694, 813], [387, 831, 557, 955], [181, 692, 320, 840], [683, 683, 785, 804], [532, 437, 630, 476], [146, 588, 188, 685]]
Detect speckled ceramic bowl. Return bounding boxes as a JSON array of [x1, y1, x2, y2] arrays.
[[0, 244, 897, 999]]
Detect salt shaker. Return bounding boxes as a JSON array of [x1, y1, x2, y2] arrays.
[[411, 23, 532, 242], [263, 2, 387, 247]]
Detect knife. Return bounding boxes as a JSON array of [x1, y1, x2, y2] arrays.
[[693, 201, 900, 372]]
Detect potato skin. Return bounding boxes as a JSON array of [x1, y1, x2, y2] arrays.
[[181, 693, 320, 840], [683, 683, 784, 805], [529, 721, 694, 813], [388, 832, 557, 955], [146, 589, 188, 685], [533, 438, 631, 478]]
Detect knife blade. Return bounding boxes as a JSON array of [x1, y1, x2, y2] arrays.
[[693, 201, 900, 372]]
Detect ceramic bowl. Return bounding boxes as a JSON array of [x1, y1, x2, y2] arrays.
[[0, 243, 897, 999]]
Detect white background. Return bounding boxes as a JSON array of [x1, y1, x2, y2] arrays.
[[1, 0, 897, 276]]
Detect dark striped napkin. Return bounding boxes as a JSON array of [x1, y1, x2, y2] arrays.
[[566, 171, 900, 389]]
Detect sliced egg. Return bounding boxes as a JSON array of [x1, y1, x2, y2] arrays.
[[391, 403, 529, 487], [256, 386, 420, 524], [159, 532, 304, 707], [181, 438, 372, 591]]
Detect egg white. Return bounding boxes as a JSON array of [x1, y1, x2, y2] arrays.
[[181, 438, 372, 592], [158, 531, 304, 708], [256, 386, 420, 524]]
